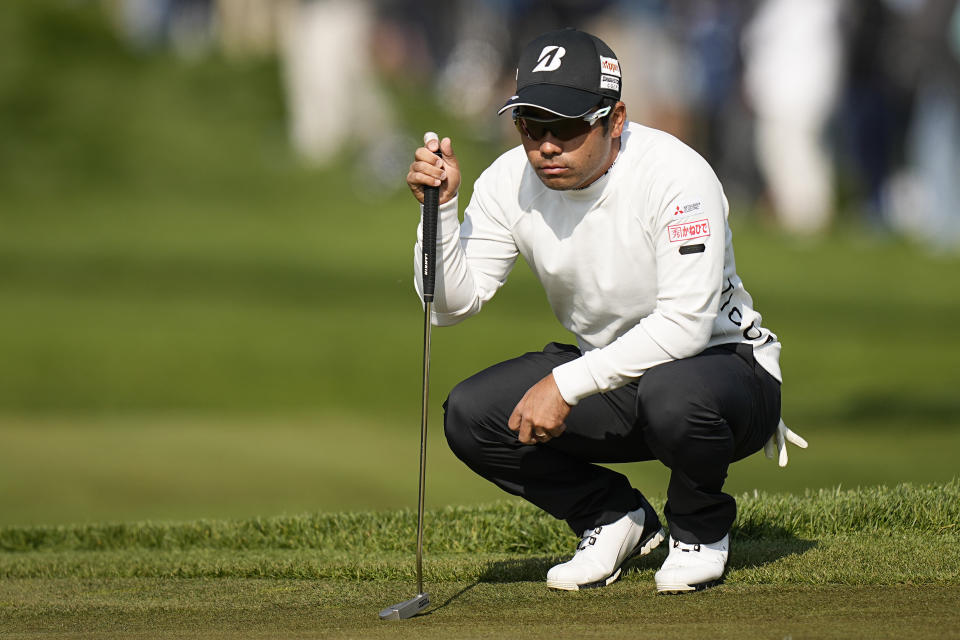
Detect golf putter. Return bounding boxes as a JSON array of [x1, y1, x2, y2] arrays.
[[379, 142, 442, 621]]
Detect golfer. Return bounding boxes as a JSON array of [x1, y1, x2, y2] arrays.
[[406, 28, 806, 593]]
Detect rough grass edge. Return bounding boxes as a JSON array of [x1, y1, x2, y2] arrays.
[[1, 480, 956, 554]]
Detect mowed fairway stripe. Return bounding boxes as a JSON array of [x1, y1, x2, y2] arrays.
[[0, 579, 958, 639], [1, 531, 959, 638]]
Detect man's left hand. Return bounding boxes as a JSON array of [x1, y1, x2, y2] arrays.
[[508, 374, 571, 445]]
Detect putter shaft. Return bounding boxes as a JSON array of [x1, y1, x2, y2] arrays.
[[416, 299, 432, 595], [381, 156, 439, 621]]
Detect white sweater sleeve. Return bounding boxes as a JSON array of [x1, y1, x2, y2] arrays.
[[413, 172, 519, 325], [552, 162, 727, 404]]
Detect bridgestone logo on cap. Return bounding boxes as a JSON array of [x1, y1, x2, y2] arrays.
[[600, 56, 621, 77], [532, 46, 566, 72]]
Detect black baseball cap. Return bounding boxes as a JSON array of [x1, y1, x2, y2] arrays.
[[498, 28, 622, 118]]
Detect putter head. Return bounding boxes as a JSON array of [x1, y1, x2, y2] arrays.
[[379, 592, 430, 620]]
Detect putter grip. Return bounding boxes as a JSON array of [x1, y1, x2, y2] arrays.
[[421, 151, 442, 302]]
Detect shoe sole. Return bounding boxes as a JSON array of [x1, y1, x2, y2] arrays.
[[656, 576, 724, 594], [546, 526, 666, 591]]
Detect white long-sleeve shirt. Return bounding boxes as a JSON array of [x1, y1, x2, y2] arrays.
[[414, 122, 781, 405]]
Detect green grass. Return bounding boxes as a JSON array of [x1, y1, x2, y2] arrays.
[[1, 580, 955, 639], [2, 5, 959, 637], [2, 483, 957, 588], [1, 1, 959, 530], [3, 414, 959, 527], [1, 484, 958, 638], [3, 481, 957, 554]]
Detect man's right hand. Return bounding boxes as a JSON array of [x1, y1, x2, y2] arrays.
[[407, 132, 460, 205]]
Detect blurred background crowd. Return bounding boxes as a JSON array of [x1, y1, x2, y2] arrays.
[[103, 0, 960, 249]]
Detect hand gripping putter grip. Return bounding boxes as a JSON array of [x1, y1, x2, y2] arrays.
[[379, 146, 442, 621]]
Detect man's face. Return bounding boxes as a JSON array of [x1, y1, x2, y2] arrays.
[[517, 102, 626, 191]]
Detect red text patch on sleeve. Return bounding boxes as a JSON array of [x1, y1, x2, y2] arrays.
[[667, 219, 711, 243]]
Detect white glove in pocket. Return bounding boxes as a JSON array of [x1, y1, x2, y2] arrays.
[[764, 418, 808, 468]]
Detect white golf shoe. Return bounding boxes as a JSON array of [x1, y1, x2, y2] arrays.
[[654, 533, 729, 593], [546, 505, 665, 591]]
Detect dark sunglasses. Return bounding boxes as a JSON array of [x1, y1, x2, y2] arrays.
[[512, 106, 612, 142]]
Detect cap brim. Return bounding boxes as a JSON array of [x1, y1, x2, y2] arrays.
[[497, 84, 602, 118]]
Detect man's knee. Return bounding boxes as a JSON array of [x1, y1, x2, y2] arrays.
[[443, 377, 489, 462]]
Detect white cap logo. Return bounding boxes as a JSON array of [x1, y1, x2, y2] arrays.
[[532, 46, 566, 72]]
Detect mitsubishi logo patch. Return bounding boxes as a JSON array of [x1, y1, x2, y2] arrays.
[[532, 46, 566, 72]]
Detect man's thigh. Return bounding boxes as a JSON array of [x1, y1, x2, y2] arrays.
[[448, 342, 655, 464], [550, 380, 656, 463], [636, 343, 781, 460]]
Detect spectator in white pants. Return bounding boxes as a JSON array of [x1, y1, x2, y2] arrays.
[[742, 0, 844, 235], [279, 0, 393, 163]]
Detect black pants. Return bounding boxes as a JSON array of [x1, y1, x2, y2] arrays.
[[443, 342, 781, 544]]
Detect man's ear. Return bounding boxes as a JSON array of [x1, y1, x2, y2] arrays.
[[610, 101, 627, 138]]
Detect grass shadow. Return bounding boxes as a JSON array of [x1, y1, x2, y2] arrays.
[[727, 523, 819, 570], [727, 538, 818, 571], [478, 557, 563, 583], [420, 581, 482, 615]]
